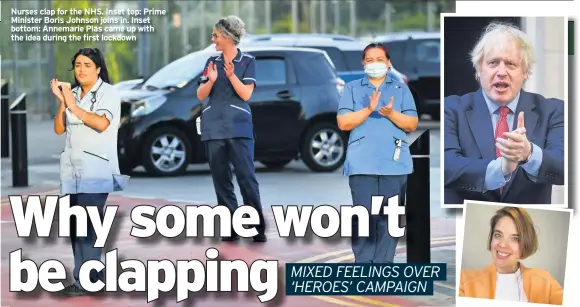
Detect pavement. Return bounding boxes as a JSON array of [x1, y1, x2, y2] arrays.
[[1, 120, 457, 307]]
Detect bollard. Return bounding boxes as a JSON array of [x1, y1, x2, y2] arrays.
[[406, 129, 431, 263], [10, 93, 28, 187], [1, 80, 9, 158]]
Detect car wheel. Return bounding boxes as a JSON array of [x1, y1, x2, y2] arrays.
[[260, 159, 292, 169], [300, 122, 347, 172], [141, 126, 191, 176]]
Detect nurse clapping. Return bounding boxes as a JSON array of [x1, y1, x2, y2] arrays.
[[51, 47, 128, 296], [336, 43, 419, 263]]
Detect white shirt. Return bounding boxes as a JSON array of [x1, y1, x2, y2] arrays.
[[494, 268, 528, 302]]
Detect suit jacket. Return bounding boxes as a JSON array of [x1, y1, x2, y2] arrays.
[[444, 89, 564, 204], [459, 263, 563, 305]]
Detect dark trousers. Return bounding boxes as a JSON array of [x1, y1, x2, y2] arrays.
[[205, 138, 266, 235], [69, 192, 109, 287], [349, 175, 407, 263]]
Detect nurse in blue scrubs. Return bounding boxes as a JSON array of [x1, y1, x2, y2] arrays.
[[337, 43, 419, 263], [196, 16, 267, 242]]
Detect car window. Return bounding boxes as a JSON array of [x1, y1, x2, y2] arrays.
[[414, 39, 440, 63], [383, 41, 406, 64], [293, 52, 337, 85], [255, 58, 287, 85], [302, 46, 347, 71], [342, 50, 364, 71], [142, 52, 212, 90]]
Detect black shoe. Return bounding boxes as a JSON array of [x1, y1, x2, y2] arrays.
[[253, 233, 267, 242], [222, 234, 240, 242], [60, 284, 90, 297]]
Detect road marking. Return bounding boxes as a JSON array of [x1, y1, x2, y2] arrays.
[[434, 281, 455, 291], [298, 236, 456, 264], [313, 296, 370, 307], [347, 296, 401, 307]]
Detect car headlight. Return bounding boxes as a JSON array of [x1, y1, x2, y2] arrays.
[[130, 96, 167, 117]]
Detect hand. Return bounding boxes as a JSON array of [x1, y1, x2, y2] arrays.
[[378, 96, 394, 117], [59, 83, 76, 108], [499, 126, 527, 175], [50, 78, 64, 102], [367, 88, 381, 112], [496, 112, 532, 163], [224, 61, 234, 78], [207, 61, 217, 83]]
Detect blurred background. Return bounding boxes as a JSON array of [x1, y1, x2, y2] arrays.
[[2, 0, 454, 118]]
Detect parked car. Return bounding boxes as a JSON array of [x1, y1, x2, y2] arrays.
[[204, 33, 359, 52], [117, 46, 348, 176], [370, 31, 441, 119], [113, 78, 143, 91], [234, 36, 408, 85]]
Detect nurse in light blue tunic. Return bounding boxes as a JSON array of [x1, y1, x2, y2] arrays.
[[51, 47, 128, 296], [337, 43, 419, 263]]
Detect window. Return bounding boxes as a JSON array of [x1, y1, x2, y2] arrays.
[[142, 51, 212, 90], [294, 53, 337, 84], [383, 41, 406, 64], [343, 50, 364, 71], [255, 58, 287, 85], [414, 39, 440, 63], [303, 46, 347, 71]]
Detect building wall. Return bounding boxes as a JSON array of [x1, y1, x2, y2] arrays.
[[522, 16, 567, 204]]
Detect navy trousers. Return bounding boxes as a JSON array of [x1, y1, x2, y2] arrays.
[[69, 192, 109, 287], [205, 138, 266, 235], [349, 175, 407, 263]]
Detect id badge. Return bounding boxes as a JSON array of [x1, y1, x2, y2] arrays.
[[196, 117, 201, 135], [393, 139, 402, 161]]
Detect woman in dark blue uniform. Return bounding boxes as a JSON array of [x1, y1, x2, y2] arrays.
[[337, 43, 419, 263], [197, 16, 266, 242]]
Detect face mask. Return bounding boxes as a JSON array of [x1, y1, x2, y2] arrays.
[[364, 62, 389, 78]]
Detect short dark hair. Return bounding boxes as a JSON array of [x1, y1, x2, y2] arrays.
[[69, 47, 111, 88], [362, 43, 390, 60], [487, 206, 538, 259]]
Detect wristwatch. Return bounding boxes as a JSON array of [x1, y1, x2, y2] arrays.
[[519, 141, 533, 165]]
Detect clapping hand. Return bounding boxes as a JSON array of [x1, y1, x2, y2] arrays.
[[496, 112, 531, 175], [224, 61, 234, 78], [496, 112, 532, 163], [207, 61, 218, 83], [378, 96, 394, 117], [50, 78, 64, 102], [59, 82, 76, 108], [367, 88, 381, 112]]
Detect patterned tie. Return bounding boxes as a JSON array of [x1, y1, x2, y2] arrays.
[[495, 106, 510, 194]]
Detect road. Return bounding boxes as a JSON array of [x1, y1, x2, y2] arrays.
[[1, 120, 449, 218]]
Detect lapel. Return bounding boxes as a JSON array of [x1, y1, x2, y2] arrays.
[[521, 263, 533, 302], [511, 90, 539, 135], [502, 91, 538, 198], [486, 264, 496, 299], [466, 89, 496, 160]]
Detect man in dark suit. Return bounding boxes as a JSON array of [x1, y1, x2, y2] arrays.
[[444, 22, 565, 205]]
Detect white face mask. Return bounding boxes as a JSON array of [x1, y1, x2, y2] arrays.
[[364, 62, 389, 78]]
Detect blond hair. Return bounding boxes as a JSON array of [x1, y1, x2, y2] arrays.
[[470, 21, 535, 81]]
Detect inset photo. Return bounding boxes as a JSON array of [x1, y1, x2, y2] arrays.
[[458, 201, 572, 305], [441, 15, 568, 208]]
